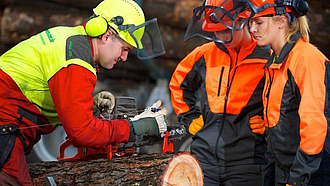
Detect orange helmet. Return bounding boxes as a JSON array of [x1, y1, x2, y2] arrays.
[[246, 0, 308, 18], [183, 0, 252, 43], [202, 0, 251, 31]]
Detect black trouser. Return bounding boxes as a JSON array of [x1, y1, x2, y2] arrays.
[[0, 125, 17, 171], [263, 150, 330, 186], [308, 150, 330, 185], [202, 163, 265, 186]]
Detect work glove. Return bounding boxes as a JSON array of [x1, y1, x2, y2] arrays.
[[249, 115, 265, 135], [92, 91, 115, 115], [188, 115, 204, 135], [130, 100, 168, 136]]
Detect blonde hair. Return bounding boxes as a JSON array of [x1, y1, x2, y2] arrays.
[[272, 15, 310, 43]]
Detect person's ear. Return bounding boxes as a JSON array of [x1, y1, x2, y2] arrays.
[[278, 15, 288, 29], [100, 30, 112, 44]]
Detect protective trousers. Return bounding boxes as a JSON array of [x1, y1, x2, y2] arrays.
[[0, 125, 32, 185], [201, 162, 264, 186], [263, 150, 330, 186], [0, 69, 54, 185]]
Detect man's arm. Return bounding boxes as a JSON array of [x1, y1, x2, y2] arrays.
[[48, 64, 131, 148]]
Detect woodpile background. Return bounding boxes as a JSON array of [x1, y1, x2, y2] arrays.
[[0, 0, 329, 103], [1, 0, 328, 80]]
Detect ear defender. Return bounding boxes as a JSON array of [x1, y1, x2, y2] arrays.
[[85, 15, 109, 37], [292, 0, 308, 16]]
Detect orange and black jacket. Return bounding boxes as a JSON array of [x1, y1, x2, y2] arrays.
[[263, 34, 330, 183], [169, 40, 270, 166]]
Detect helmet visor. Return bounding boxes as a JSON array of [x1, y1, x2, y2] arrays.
[[119, 18, 165, 60], [184, 6, 218, 43], [184, 0, 252, 44]]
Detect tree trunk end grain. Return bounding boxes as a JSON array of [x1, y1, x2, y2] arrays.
[[162, 153, 204, 186]]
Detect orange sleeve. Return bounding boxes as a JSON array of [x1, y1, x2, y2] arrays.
[[169, 43, 214, 116], [169, 55, 194, 116], [293, 52, 327, 154], [48, 65, 130, 148]]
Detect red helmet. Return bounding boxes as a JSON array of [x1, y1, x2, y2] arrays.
[[247, 0, 308, 18], [202, 0, 251, 31]]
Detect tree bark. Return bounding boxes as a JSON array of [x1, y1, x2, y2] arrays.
[[28, 153, 203, 186], [0, 1, 90, 44], [143, 0, 203, 30], [0, 3, 206, 60]]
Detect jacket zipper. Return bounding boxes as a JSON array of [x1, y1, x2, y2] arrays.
[[217, 66, 225, 96], [214, 50, 239, 164]]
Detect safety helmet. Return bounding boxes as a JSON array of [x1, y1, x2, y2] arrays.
[[85, 0, 165, 60], [246, 0, 308, 18], [202, 0, 250, 31], [183, 0, 251, 44]]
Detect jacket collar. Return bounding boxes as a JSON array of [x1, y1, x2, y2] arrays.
[[264, 33, 301, 68]]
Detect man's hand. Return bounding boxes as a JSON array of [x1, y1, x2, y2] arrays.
[[249, 115, 265, 135], [92, 91, 115, 115], [188, 115, 204, 135], [130, 100, 168, 136]]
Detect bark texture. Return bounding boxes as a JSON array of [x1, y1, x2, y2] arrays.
[[1, 0, 328, 59], [29, 153, 203, 186]]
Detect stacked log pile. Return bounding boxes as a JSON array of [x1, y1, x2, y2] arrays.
[[0, 0, 206, 76], [1, 0, 329, 59], [0, 0, 329, 85]]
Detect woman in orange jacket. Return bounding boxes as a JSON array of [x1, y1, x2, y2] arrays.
[[247, 0, 330, 185], [169, 0, 270, 185]]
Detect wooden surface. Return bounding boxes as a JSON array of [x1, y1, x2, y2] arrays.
[[162, 154, 204, 186], [28, 153, 203, 186]]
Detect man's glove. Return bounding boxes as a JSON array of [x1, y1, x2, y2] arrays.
[[92, 91, 115, 115], [249, 115, 265, 135], [130, 100, 168, 136], [188, 115, 204, 135]]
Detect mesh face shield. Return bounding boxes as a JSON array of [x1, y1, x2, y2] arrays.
[[184, 0, 252, 44], [118, 18, 165, 60]]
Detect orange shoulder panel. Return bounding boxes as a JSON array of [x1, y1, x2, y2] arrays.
[[169, 42, 216, 115]]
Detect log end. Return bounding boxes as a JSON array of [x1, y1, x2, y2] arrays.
[[162, 153, 203, 186]]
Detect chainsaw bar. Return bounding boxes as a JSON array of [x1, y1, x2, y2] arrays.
[[116, 124, 187, 150], [101, 97, 187, 149]]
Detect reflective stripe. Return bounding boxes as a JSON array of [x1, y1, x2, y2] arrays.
[[17, 106, 46, 126]]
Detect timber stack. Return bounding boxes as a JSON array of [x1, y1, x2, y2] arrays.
[[0, 0, 329, 61]]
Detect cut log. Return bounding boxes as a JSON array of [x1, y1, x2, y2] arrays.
[[28, 153, 204, 186], [162, 154, 203, 186]]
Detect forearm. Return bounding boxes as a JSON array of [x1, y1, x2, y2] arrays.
[[49, 65, 130, 148]]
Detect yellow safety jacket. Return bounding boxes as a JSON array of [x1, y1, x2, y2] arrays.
[[0, 26, 96, 126]]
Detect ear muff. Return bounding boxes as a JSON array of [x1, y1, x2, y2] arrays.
[[292, 0, 308, 16], [85, 15, 109, 37]]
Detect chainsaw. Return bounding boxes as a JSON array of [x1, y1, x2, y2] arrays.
[[57, 96, 186, 161]]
